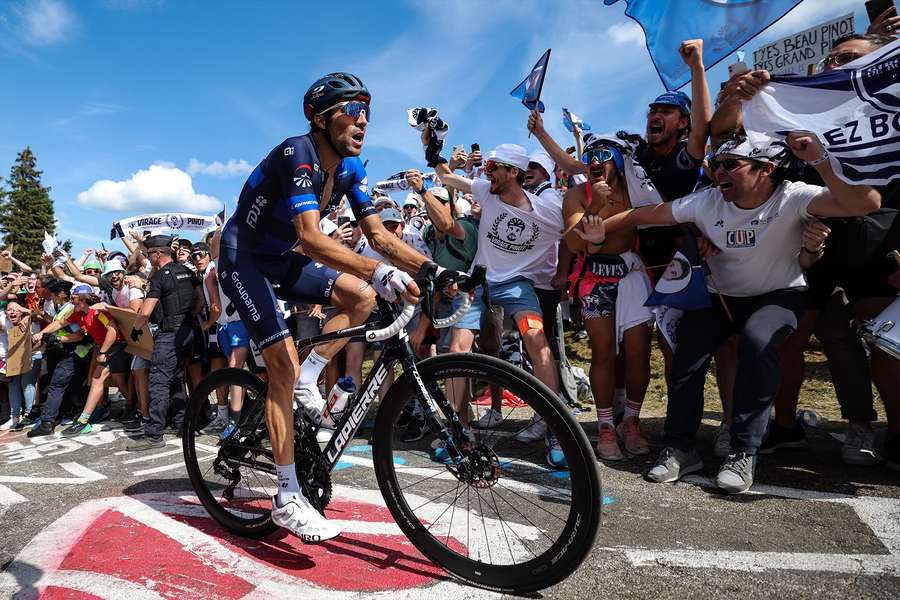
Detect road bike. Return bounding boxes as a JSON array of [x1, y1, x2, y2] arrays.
[[182, 268, 601, 593]]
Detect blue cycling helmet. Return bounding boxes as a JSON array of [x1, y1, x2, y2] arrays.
[[303, 72, 370, 122]]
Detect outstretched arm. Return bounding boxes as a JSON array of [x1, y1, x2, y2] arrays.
[[681, 39, 712, 160], [528, 110, 585, 176], [790, 132, 881, 218]]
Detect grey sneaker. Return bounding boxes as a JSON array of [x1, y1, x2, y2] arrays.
[[716, 452, 757, 494], [713, 423, 731, 458], [647, 446, 704, 483], [842, 423, 879, 466]]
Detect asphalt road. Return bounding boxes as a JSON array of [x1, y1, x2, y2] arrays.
[[1, 409, 899, 599]]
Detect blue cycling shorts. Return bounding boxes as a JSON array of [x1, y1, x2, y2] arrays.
[[217, 245, 340, 351]]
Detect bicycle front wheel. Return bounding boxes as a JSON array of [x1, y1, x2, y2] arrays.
[[372, 353, 601, 594], [183, 368, 278, 538]]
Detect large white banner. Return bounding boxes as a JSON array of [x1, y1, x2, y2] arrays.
[[110, 212, 222, 239], [743, 39, 900, 186]]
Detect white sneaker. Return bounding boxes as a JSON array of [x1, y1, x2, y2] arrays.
[[271, 493, 340, 543], [842, 423, 879, 466], [0, 417, 14, 431], [713, 423, 731, 458], [294, 382, 326, 426], [473, 408, 504, 430], [515, 414, 547, 443]]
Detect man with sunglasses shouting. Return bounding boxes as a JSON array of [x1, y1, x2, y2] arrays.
[[596, 134, 880, 493], [218, 72, 435, 543]]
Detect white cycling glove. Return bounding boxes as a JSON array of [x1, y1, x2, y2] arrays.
[[372, 262, 413, 302]]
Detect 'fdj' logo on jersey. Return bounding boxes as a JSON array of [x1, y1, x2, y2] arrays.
[[246, 195, 267, 229], [293, 163, 313, 188], [726, 229, 756, 248]]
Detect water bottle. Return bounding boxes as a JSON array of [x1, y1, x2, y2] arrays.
[[322, 377, 355, 428], [797, 409, 820, 428]]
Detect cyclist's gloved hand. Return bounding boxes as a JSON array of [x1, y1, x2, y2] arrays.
[[373, 262, 414, 303]]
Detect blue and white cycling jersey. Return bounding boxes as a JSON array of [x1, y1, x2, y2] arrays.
[[221, 133, 376, 255]]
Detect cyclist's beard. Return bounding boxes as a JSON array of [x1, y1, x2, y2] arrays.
[[326, 121, 364, 158]]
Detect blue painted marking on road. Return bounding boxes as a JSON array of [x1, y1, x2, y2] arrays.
[[334, 445, 405, 470], [602, 495, 615, 506]]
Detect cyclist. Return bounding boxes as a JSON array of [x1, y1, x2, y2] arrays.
[[218, 72, 436, 543]]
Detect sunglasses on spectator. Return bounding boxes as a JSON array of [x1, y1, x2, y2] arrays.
[[325, 100, 371, 121], [483, 160, 515, 174], [818, 51, 864, 71], [581, 148, 614, 165], [708, 157, 751, 172], [191, 251, 208, 259], [84, 269, 100, 275]]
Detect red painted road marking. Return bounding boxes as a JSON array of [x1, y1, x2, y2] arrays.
[[0, 486, 501, 599]]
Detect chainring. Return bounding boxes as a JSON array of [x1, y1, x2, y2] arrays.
[[295, 430, 332, 515]]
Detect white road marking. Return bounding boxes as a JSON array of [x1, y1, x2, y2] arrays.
[[0, 484, 27, 506], [132, 454, 214, 477], [121, 447, 183, 464], [602, 477, 900, 576], [337, 454, 572, 501], [32, 570, 167, 600], [0, 462, 106, 485]]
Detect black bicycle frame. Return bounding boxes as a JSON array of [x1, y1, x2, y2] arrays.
[[293, 297, 465, 473]]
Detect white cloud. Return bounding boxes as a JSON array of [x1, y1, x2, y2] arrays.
[[17, 0, 77, 45], [77, 164, 220, 213], [607, 21, 645, 47], [187, 158, 254, 178]]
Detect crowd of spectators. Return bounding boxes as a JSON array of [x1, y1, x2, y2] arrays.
[[1, 11, 898, 495]]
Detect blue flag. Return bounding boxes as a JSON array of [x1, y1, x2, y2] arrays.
[[562, 108, 591, 133], [603, 0, 803, 91], [510, 49, 551, 113]]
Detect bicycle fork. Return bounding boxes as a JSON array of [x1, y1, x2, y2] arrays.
[[400, 354, 469, 464]]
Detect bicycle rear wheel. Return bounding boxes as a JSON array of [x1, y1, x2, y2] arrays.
[[372, 353, 601, 594], [182, 368, 278, 538]]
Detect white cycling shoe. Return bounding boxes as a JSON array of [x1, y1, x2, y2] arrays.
[[271, 493, 340, 543], [294, 382, 326, 425]]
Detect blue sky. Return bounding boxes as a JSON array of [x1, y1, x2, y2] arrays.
[[0, 0, 868, 254]]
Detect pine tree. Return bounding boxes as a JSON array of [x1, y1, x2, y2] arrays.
[[0, 148, 58, 268]]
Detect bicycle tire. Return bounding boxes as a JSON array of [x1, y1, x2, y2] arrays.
[[372, 353, 601, 594], [183, 368, 278, 538]]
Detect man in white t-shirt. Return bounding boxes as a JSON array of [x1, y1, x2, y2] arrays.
[[429, 142, 568, 468], [599, 133, 881, 493]]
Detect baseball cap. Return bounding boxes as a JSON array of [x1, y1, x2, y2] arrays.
[[72, 283, 94, 296], [430, 186, 451, 203], [403, 194, 420, 208], [713, 136, 788, 165], [379, 208, 403, 223], [649, 91, 691, 114]]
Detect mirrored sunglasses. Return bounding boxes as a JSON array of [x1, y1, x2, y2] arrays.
[[581, 148, 613, 164]]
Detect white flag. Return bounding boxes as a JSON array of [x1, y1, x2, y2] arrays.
[[743, 39, 900, 186]]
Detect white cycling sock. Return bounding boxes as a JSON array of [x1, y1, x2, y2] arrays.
[[275, 463, 302, 506], [297, 350, 328, 387]]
